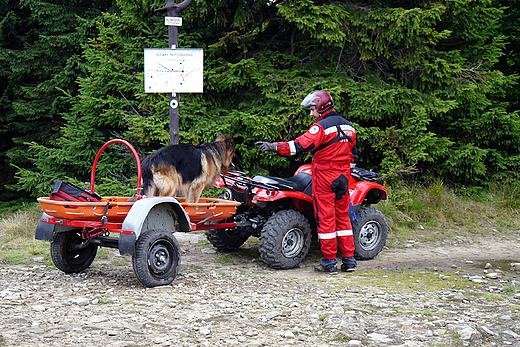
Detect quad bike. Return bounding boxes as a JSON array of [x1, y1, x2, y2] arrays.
[[205, 164, 389, 269], [35, 139, 388, 287]]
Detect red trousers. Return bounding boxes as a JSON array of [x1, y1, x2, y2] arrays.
[[312, 162, 355, 260]]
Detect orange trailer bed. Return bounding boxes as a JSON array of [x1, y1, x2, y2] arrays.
[[37, 196, 240, 223]]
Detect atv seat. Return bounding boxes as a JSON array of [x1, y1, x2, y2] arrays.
[[351, 167, 385, 183], [253, 172, 312, 197]]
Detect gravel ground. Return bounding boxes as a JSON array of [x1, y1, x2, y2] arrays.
[[1, 232, 519, 347]]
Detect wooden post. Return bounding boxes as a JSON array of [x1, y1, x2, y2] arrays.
[[155, 0, 192, 145]]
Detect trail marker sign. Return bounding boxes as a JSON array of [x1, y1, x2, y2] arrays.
[[144, 48, 203, 93]]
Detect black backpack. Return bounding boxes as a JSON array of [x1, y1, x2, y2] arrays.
[[49, 180, 102, 203]]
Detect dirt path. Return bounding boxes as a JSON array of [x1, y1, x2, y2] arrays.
[[356, 235, 520, 275], [1, 231, 519, 347], [178, 231, 520, 280]]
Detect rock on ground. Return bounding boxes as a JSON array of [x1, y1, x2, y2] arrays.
[[0, 233, 519, 347]]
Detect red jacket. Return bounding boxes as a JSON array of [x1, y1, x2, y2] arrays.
[[276, 110, 358, 170]]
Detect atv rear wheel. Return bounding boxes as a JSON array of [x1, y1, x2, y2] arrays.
[[50, 229, 98, 273], [132, 229, 181, 288], [352, 207, 388, 260], [205, 226, 250, 251], [259, 210, 312, 269]]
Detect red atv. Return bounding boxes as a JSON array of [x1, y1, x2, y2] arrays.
[[205, 164, 388, 269]]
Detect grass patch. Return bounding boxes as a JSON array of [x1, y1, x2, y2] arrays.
[[125, 300, 147, 306], [214, 252, 253, 265], [214, 242, 262, 265], [0, 203, 49, 265], [328, 333, 351, 342], [0, 199, 36, 218], [378, 179, 520, 247], [504, 284, 518, 295], [0, 203, 42, 242], [97, 297, 114, 304], [96, 248, 111, 259], [1, 250, 27, 265], [482, 293, 504, 302], [318, 314, 330, 321], [341, 269, 473, 293], [409, 310, 434, 316], [110, 258, 130, 267]]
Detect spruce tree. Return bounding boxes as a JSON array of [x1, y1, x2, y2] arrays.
[[11, 0, 520, 198], [0, 0, 116, 200]]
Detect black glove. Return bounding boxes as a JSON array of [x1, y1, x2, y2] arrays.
[[255, 141, 278, 152]]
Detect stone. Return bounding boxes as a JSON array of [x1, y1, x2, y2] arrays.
[[367, 333, 392, 343], [200, 328, 211, 335], [331, 306, 344, 315], [284, 331, 295, 338], [74, 297, 90, 306], [448, 293, 465, 301], [433, 319, 446, 327], [1, 239, 519, 347], [265, 311, 281, 320]]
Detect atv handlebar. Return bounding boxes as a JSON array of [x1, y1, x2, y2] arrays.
[[220, 171, 290, 192]]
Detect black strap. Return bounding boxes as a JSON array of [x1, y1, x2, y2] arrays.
[[311, 125, 351, 155], [100, 201, 110, 226]]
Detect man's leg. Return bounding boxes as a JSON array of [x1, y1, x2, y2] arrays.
[[331, 172, 356, 272], [313, 169, 338, 272]]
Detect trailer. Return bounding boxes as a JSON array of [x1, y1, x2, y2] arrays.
[[35, 139, 240, 287]]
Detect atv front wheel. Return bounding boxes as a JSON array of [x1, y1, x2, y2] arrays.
[[352, 207, 388, 260], [50, 229, 98, 273], [132, 229, 181, 287], [259, 210, 312, 269]]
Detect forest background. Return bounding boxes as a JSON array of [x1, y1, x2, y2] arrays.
[[1, 0, 519, 202]]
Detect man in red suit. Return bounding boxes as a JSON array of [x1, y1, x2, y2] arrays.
[[256, 90, 358, 273]]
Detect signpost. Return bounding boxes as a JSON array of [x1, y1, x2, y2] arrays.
[[144, 48, 203, 93], [152, 0, 194, 145]]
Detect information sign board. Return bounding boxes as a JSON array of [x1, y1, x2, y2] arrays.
[[144, 48, 203, 93]]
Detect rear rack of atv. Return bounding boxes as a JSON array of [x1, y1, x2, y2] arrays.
[[221, 170, 295, 191]]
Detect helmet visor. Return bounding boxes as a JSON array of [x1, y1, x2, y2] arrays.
[[301, 93, 317, 110]]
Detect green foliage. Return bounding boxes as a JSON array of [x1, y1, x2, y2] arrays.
[[3, 0, 520, 198], [0, 0, 116, 200], [378, 178, 520, 243]]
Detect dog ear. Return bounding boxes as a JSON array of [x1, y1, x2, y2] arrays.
[[215, 133, 225, 142]]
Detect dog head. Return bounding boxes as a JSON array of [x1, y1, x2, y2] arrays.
[[215, 133, 237, 174]]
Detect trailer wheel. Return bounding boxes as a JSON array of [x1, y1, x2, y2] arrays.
[[259, 210, 311, 269], [352, 207, 388, 260], [50, 230, 97, 273], [205, 222, 250, 251], [132, 229, 181, 288]]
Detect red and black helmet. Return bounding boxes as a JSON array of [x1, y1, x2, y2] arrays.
[[301, 90, 334, 113]]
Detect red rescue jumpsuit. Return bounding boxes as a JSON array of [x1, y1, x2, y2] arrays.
[[275, 109, 358, 261]]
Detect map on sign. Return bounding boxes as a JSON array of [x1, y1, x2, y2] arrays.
[[144, 48, 203, 93]]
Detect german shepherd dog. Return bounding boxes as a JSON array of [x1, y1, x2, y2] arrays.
[[141, 133, 236, 203]]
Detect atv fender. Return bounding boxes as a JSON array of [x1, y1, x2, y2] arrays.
[[350, 181, 387, 206], [120, 197, 191, 256]]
